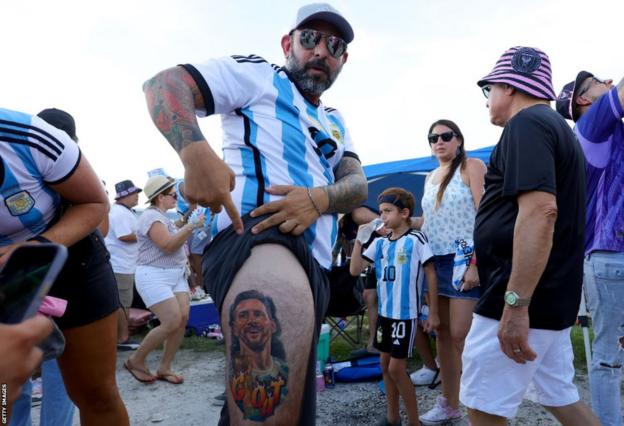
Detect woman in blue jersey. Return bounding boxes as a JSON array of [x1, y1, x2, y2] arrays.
[[416, 119, 486, 425], [0, 107, 129, 425]]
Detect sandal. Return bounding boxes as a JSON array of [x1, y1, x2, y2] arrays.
[[124, 358, 156, 384], [156, 371, 184, 384]]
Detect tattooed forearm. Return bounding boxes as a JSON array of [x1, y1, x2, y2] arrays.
[[143, 67, 206, 154], [323, 156, 368, 213]]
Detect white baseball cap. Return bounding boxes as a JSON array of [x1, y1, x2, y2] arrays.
[[291, 3, 354, 43]]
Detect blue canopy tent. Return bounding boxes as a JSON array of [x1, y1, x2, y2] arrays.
[[361, 146, 494, 215]]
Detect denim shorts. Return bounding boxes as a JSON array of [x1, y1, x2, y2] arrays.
[[425, 254, 481, 300]]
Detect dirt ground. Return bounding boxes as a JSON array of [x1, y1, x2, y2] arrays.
[[32, 348, 596, 426]]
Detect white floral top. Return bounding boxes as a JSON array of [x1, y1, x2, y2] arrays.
[[421, 167, 477, 255]]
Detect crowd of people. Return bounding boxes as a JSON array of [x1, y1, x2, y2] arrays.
[[1, 2, 623, 426]]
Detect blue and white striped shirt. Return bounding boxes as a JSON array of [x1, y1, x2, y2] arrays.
[[182, 55, 358, 269], [363, 230, 433, 320], [0, 108, 80, 245]]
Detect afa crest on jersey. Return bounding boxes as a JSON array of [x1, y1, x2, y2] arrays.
[[330, 125, 343, 144], [5, 190, 35, 216]]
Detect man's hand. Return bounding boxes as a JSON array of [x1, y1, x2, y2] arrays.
[[0, 316, 53, 405], [249, 185, 325, 235], [497, 307, 537, 364], [180, 143, 243, 234], [461, 264, 480, 291]]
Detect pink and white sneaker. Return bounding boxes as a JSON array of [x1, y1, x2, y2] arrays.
[[420, 395, 463, 425]]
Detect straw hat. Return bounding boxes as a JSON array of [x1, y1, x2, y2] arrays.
[[144, 175, 175, 202]]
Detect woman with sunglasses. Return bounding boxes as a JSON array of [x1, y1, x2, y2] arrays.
[[125, 175, 204, 384], [417, 119, 486, 425]]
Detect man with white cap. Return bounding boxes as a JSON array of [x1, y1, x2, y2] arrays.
[[556, 72, 624, 426], [459, 46, 599, 425], [105, 179, 142, 349], [143, 3, 365, 424]]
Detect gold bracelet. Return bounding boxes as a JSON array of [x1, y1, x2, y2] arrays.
[[307, 188, 322, 217]]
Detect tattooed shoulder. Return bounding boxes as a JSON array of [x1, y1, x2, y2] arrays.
[[143, 67, 206, 154]]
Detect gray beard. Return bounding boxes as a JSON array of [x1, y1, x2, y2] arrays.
[[285, 54, 342, 97]]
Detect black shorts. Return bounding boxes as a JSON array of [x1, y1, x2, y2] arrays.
[[374, 315, 416, 359], [48, 231, 120, 330], [364, 267, 377, 290], [202, 214, 330, 426]]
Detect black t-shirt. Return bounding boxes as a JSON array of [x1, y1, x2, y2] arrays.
[[474, 104, 586, 330]]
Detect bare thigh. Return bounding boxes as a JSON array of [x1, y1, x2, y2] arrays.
[[222, 244, 315, 426]]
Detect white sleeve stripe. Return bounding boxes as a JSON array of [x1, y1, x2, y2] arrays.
[[0, 119, 65, 151], [44, 150, 81, 185]]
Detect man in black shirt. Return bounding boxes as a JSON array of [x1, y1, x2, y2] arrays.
[[459, 46, 599, 426]]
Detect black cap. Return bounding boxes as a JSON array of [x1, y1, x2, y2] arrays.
[[37, 108, 78, 141], [556, 71, 594, 122]]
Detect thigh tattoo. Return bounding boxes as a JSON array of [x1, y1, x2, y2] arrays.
[[228, 290, 289, 420]]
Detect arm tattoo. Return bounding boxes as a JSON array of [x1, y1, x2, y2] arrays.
[[324, 156, 368, 213], [228, 290, 288, 421], [143, 67, 206, 154]]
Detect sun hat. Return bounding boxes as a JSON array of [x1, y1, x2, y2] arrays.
[[291, 3, 354, 43], [556, 70, 594, 122], [477, 46, 556, 101], [144, 175, 175, 202]]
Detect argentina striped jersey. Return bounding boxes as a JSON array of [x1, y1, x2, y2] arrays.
[[362, 230, 433, 320], [0, 107, 80, 245], [181, 55, 359, 269]]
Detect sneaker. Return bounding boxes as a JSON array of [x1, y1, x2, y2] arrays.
[[410, 366, 439, 386], [31, 377, 43, 407], [419, 395, 463, 425]]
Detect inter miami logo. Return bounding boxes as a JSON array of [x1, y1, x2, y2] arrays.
[[511, 47, 541, 74]]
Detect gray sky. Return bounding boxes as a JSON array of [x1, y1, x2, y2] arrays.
[[1, 0, 620, 200]]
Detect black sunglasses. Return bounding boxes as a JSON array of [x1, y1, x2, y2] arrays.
[[295, 29, 347, 58], [578, 77, 607, 98], [482, 85, 492, 99], [428, 131, 457, 144]]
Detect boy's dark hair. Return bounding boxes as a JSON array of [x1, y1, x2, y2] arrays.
[[377, 187, 415, 218]]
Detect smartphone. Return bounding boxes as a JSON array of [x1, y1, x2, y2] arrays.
[[0, 243, 68, 324]]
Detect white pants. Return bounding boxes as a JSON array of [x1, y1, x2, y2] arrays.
[[135, 265, 188, 308], [460, 314, 579, 418]]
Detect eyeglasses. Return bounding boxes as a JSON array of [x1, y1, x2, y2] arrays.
[[578, 77, 608, 98], [295, 29, 347, 58], [482, 85, 492, 99], [428, 131, 457, 145], [164, 192, 177, 199]]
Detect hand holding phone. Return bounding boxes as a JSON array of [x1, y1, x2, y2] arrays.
[[0, 244, 68, 324]]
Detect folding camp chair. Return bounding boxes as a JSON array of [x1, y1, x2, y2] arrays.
[[325, 264, 367, 349]]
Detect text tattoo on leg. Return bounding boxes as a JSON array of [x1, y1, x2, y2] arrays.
[[228, 290, 289, 420]]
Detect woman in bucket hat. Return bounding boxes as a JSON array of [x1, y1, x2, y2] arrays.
[[124, 175, 204, 384]]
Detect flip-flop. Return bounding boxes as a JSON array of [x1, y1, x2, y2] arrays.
[[156, 371, 184, 385], [124, 359, 156, 384]]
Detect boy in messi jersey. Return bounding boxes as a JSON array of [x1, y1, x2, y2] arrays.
[[351, 187, 439, 426]]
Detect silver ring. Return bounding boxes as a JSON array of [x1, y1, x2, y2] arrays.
[[513, 348, 522, 353]]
